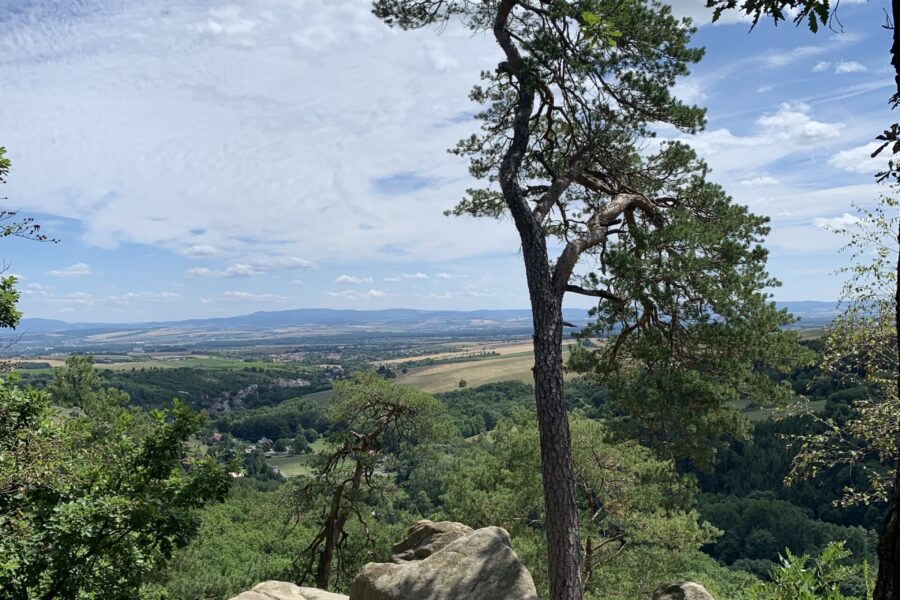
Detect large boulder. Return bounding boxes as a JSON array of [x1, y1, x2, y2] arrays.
[[652, 582, 715, 600], [390, 520, 474, 562], [349, 520, 538, 600], [229, 581, 348, 600]]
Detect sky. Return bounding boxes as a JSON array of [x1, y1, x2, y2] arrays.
[[0, 0, 896, 323]]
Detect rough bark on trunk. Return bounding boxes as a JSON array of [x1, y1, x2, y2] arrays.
[[874, 224, 900, 600], [314, 489, 342, 589], [875, 7, 900, 597], [489, 3, 584, 595], [314, 450, 366, 589], [519, 230, 583, 600]]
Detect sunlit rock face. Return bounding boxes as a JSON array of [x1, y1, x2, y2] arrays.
[[233, 521, 717, 600], [349, 520, 539, 600], [230, 581, 348, 600], [652, 581, 716, 600]]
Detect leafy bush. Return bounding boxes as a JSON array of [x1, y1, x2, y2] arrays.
[[0, 363, 229, 599], [748, 542, 873, 600]]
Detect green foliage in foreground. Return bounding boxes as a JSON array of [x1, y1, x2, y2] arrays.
[[0, 146, 39, 330], [149, 482, 415, 599], [289, 372, 443, 589], [700, 493, 877, 575], [748, 542, 874, 600], [438, 412, 736, 599], [0, 356, 229, 600], [144, 483, 312, 599]]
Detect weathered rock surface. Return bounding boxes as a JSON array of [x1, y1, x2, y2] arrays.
[[349, 519, 539, 600], [300, 588, 350, 600], [229, 532, 716, 600], [652, 581, 715, 600], [390, 520, 474, 562], [229, 581, 348, 600]]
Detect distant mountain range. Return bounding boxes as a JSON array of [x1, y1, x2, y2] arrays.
[[20, 301, 840, 335], [20, 308, 565, 333]]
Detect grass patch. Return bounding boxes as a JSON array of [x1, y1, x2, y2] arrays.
[[394, 341, 583, 393], [265, 439, 332, 478], [266, 454, 315, 478]]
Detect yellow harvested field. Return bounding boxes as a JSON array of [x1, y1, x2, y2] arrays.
[[382, 339, 542, 367], [397, 354, 535, 392], [10, 358, 67, 367], [84, 330, 144, 341], [395, 340, 580, 393]]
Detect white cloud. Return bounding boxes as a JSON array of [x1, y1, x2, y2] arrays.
[[22, 286, 181, 309], [20, 282, 52, 297], [738, 176, 781, 186], [221, 291, 288, 302], [327, 289, 359, 299], [423, 40, 459, 71], [51, 292, 95, 306], [335, 274, 373, 284], [813, 213, 861, 229], [264, 256, 315, 270], [187, 256, 313, 278], [756, 102, 841, 144], [45, 262, 92, 278], [748, 183, 879, 255], [187, 263, 261, 278], [766, 45, 826, 68], [835, 61, 867, 74], [828, 142, 884, 174], [194, 6, 258, 41], [181, 244, 221, 257], [110, 291, 181, 305], [809, 59, 868, 75], [763, 34, 859, 68], [1, 0, 517, 269], [385, 272, 429, 282], [427, 291, 455, 300], [327, 288, 387, 300], [675, 102, 843, 178], [672, 78, 707, 105], [668, 0, 751, 25], [0, 0, 878, 313]]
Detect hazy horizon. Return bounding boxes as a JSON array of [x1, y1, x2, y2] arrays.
[[19, 299, 840, 326], [1, 0, 891, 322]]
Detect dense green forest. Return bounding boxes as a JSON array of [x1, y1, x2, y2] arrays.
[[4, 0, 900, 597], [9, 335, 884, 599], [3, 335, 890, 600], [19, 364, 333, 411]]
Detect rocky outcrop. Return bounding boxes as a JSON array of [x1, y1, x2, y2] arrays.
[[230, 522, 716, 600], [349, 520, 539, 600], [230, 581, 348, 600], [652, 581, 715, 600], [389, 520, 474, 562]]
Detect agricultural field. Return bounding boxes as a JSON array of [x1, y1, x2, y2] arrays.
[[10, 353, 277, 374], [393, 339, 580, 393], [265, 438, 331, 478]]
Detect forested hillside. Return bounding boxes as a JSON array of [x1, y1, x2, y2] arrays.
[[3, 0, 900, 598], [7, 338, 887, 599]]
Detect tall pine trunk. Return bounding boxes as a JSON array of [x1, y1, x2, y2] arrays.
[[314, 458, 365, 589], [874, 225, 900, 600], [519, 229, 583, 600], [876, 8, 900, 592]]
